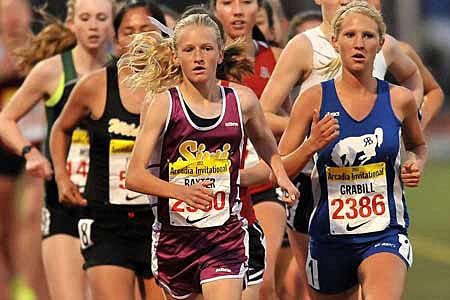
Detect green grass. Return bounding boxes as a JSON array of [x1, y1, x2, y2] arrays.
[[404, 161, 450, 300]]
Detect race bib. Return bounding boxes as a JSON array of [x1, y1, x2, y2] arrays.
[[109, 139, 148, 205], [67, 128, 89, 193], [168, 158, 231, 228], [326, 162, 390, 235]]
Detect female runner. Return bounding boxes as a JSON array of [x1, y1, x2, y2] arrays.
[[0, 0, 114, 298], [157, 6, 265, 300], [122, 13, 298, 300], [50, 1, 166, 299], [279, 2, 427, 299], [258, 1, 423, 298]]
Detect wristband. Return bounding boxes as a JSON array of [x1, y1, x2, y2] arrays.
[[21, 145, 33, 157]]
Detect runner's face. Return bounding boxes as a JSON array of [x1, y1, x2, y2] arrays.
[[255, 6, 275, 42], [214, 0, 259, 39], [116, 7, 160, 56], [176, 25, 223, 85], [333, 13, 383, 74], [69, 0, 113, 51]]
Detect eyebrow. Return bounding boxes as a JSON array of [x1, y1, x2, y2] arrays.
[[181, 42, 216, 47], [78, 12, 108, 15]]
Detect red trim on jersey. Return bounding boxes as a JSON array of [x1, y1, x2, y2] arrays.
[[242, 41, 277, 98], [220, 80, 230, 87]]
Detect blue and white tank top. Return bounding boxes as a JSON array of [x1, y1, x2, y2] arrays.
[[310, 79, 408, 244]]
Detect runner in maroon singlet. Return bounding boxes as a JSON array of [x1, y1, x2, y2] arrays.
[[120, 13, 298, 300]]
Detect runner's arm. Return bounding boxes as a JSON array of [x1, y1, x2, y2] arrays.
[[384, 35, 423, 107], [241, 85, 338, 186], [50, 70, 102, 182], [0, 59, 58, 155], [239, 86, 299, 202], [399, 89, 428, 175], [260, 35, 312, 137], [391, 86, 427, 187], [140, 94, 153, 124], [398, 41, 444, 129], [279, 85, 339, 178], [239, 161, 271, 187], [125, 93, 213, 209]]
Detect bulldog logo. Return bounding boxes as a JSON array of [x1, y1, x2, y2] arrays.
[[331, 128, 383, 166]]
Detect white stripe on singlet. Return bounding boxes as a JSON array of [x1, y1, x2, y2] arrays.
[[393, 129, 406, 227], [231, 86, 247, 218]]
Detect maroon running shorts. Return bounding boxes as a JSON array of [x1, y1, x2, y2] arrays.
[[152, 216, 249, 298]]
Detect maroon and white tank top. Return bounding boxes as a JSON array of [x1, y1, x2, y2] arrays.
[[153, 85, 245, 229]]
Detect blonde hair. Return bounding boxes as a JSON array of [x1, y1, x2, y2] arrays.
[[119, 13, 253, 94], [318, 1, 386, 79], [14, 0, 116, 74]]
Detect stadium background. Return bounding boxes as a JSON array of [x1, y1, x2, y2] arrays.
[[6, 0, 450, 299]]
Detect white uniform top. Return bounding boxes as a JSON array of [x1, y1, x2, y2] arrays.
[[298, 26, 388, 174]]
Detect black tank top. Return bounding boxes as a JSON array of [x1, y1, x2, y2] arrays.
[[84, 62, 149, 211]]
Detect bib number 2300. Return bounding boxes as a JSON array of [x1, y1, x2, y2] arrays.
[[169, 189, 230, 228], [168, 158, 231, 228], [171, 191, 226, 213]]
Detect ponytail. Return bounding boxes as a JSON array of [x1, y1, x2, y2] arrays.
[[217, 38, 253, 82], [118, 31, 181, 94], [316, 57, 342, 80]]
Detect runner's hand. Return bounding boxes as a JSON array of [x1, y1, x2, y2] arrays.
[[308, 110, 340, 151], [24, 148, 53, 179], [180, 180, 214, 210], [56, 175, 88, 206], [277, 175, 300, 206], [401, 160, 421, 187]]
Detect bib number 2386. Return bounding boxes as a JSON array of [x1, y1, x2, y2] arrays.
[[327, 162, 390, 235]]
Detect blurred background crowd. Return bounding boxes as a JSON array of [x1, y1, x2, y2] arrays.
[[9, 0, 448, 156], [0, 0, 449, 299]]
